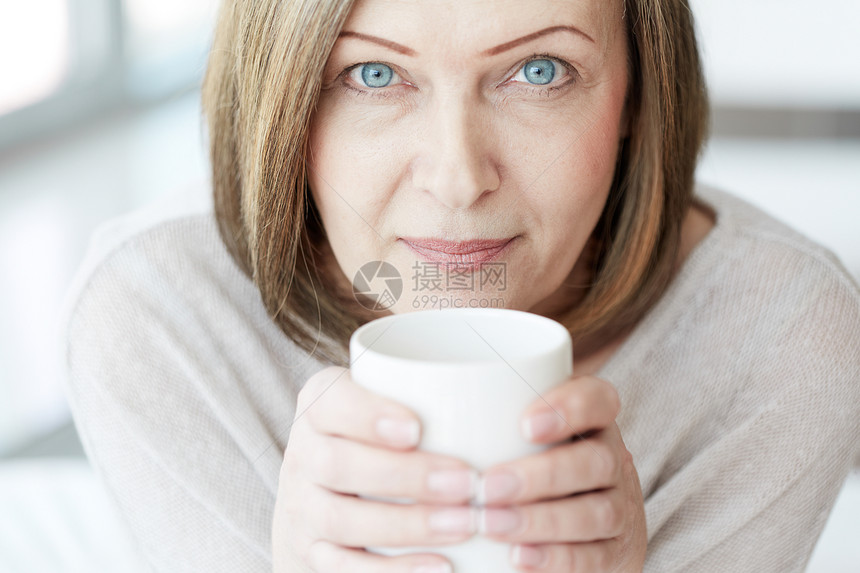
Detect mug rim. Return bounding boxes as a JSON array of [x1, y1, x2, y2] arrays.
[[349, 308, 571, 367]]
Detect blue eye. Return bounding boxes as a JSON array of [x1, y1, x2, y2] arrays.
[[522, 59, 556, 85], [360, 63, 394, 88]]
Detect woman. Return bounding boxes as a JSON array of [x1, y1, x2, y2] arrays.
[[62, 0, 860, 571]]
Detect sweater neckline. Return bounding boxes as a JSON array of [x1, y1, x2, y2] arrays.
[[593, 184, 737, 384]]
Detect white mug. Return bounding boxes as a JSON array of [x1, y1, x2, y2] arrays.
[[349, 308, 573, 572]]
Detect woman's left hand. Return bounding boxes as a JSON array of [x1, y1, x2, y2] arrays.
[[476, 375, 647, 572]]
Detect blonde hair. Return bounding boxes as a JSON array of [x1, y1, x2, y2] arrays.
[[202, 0, 709, 367]]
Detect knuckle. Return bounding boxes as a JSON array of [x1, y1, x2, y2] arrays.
[[309, 438, 341, 487], [283, 476, 315, 523], [557, 544, 576, 570], [610, 497, 626, 537], [300, 367, 345, 411], [622, 446, 635, 471], [597, 495, 620, 536], [530, 452, 553, 497], [598, 544, 615, 571], [326, 505, 350, 543], [318, 365, 347, 382], [328, 544, 352, 572], [305, 538, 326, 570], [387, 450, 437, 500], [307, 538, 347, 572], [316, 490, 346, 541], [280, 483, 301, 518], [295, 385, 310, 412], [298, 370, 323, 404], [605, 383, 622, 417], [372, 456, 404, 499], [564, 391, 587, 422], [300, 400, 321, 430], [281, 445, 298, 480], [295, 389, 316, 422], [544, 504, 564, 538], [589, 545, 609, 571], [592, 443, 617, 485]]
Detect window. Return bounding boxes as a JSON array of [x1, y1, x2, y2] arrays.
[[691, 0, 860, 108], [0, 2, 70, 115], [0, 0, 217, 151], [124, 0, 218, 98]]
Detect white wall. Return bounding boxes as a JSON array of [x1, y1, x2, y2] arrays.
[[690, 0, 860, 108]]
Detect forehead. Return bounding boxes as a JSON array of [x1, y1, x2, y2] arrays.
[[343, 0, 620, 51]]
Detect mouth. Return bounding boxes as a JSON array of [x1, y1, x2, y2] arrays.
[[399, 236, 517, 269]]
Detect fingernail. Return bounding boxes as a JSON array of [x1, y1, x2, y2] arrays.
[[476, 470, 521, 505], [428, 507, 477, 534], [427, 469, 478, 498], [522, 411, 561, 440], [478, 508, 523, 535], [512, 544, 548, 568], [376, 418, 420, 447], [413, 563, 453, 573]]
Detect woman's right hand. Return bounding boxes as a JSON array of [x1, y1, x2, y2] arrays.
[[272, 366, 479, 573]]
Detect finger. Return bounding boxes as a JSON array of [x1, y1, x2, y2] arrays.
[[297, 366, 422, 450], [477, 488, 627, 544], [308, 484, 478, 548], [477, 430, 621, 506], [521, 376, 621, 443], [307, 539, 455, 573], [509, 537, 624, 572], [305, 432, 479, 504]]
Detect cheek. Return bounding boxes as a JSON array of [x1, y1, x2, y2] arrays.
[[548, 131, 619, 236], [313, 92, 410, 160], [307, 109, 409, 276], [501, 85, 625, 177], [576, 119, 622, 184], [308, 118, 371, 221], [307, 118, 364, 268], [502, 104, 621, 213], [500, 99, 623, 259], [309, 102, 409, 206]]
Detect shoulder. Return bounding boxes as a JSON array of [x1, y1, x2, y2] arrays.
[[618, 182, 860, 419], [687, 182, 859, 316], [60, 181, 328, 445], [678, 182, 860, 399], [63, 180, 240, 312], [58, 183, 327, 563], [61, 182, 264, 359], [616, 184, 860, 498], [629, 182, 860, 364]]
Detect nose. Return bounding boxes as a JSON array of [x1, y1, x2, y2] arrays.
[[411, 93, 500, 210]]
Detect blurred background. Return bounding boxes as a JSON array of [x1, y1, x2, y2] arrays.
[[0, 0, 858, 570]]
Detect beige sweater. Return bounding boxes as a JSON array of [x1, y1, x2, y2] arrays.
[[61, 182, 860, 572]]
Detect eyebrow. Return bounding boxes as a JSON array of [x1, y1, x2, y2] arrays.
[[337, 25, 595, 58], [482, 25, 595, 56], [337, 31, 418, 56]]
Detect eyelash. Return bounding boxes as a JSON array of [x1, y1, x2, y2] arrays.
[[337, 53, 578, 99], [340, 62, 404, 100], [510, 53, 577, 96]]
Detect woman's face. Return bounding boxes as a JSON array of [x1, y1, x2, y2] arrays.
[[308, 0, 629, 315]]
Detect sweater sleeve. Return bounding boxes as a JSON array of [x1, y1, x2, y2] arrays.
[[60, 222, 304, 573], [642, 262, 860, 572]]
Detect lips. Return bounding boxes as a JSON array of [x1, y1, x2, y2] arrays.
[[400, 237, 516, 268]]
